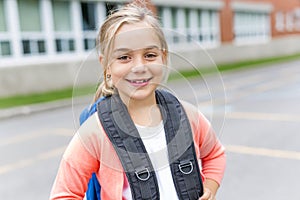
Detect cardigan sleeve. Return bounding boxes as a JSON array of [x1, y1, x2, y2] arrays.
[[50, 116, 100, 200], [181, 101, 226, 185], [198, 113, 226, 185]]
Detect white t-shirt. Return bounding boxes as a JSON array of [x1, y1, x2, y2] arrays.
[[122, 121, 179, 200]]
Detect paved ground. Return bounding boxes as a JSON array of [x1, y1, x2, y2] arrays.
[[0, 59, 300, 199]]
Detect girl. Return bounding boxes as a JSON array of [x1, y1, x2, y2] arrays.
[[50, 3, 225, 200]]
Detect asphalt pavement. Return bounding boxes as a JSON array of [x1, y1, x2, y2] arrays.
[[1, 59, 300, 199]]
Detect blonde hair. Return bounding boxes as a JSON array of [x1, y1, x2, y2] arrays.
[[93, 2, 168, 101]]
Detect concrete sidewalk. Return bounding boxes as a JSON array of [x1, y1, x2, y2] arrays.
[[0, 96, 91, 120]]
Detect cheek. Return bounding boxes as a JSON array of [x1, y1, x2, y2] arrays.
[[150, 62, 165, 77], [110, 64, 130, 84], [111, 71, 123, 86]]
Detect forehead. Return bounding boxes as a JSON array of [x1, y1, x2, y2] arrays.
[[113, 22, 161, 51]]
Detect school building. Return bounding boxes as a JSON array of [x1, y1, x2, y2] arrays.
[[1, 0, 300, 97]]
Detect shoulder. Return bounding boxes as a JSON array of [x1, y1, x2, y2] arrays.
[[78, 112, 104, 138], [79, 97, 106, 125], [179, 100, 197, 114], [76, 112, 107, 157], [179, 99, 212, 134], [180, 100, 209, 122]]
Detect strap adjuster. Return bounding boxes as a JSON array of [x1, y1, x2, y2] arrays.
[[178, 161, 193, 175], [135, 168, 150, 181]]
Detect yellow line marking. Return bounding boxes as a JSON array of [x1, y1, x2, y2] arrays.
[[226, 145, 300, 160], [0, 131, 43, 146], [0, 146, 67, 175], [0, 128, 73, 146], [227, 111, 300, 122]]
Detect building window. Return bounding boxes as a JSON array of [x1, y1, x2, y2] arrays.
[[52, 0, 72, 31], [18, 0, 41, 32], [18, 0, 46, 55], [185, 9, 193, 42], [22, 39, 45, 55], [234, 11, 270, 44], [295, 9, 300, 31], [160, 6, 219, 47], [81, 2, 97, 51], [52, 0, 74, 53], [0, 0, 5, 33], [170, 7, 177, 29], [105, 3, 119, 17], [79, 2, 122, 51], [197, 10, 202, 41], [55, 39, 74, 52], [286, 12, 294, 32], [170, 7, 180, 43], [157, 6, 164, 26], [275, 12, 285, 32], [193, 9, 219, 46], [0, 0, 11, 57], [0, 40, 11, 56], [81, 2, 96, 31]]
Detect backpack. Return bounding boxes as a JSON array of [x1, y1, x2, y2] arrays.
[[80, 90, 203, 199], [79, 97, 104, 200]]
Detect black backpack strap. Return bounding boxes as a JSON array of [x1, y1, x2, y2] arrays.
[[97, 90, 203, 200], [97, 94, 160, 200], [156, 90, 203, 200]]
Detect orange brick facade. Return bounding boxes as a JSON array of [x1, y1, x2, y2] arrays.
[[220, 0, 234, 43], [218, 0, 300, 42], [270, 0, 300, 37]]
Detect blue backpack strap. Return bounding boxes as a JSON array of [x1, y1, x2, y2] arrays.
[[79, 107, 90, 125], [79, 97, 105, 200], [80, 97, 105, 125], [86, 173, 101, 200]]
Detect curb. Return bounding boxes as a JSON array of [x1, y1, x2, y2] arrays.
[[0, 96, 92, 120]]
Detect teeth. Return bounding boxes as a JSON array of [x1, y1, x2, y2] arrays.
[[131, 79, 147, 83]]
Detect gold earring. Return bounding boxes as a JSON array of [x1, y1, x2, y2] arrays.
[[106, 74, 111, 79]]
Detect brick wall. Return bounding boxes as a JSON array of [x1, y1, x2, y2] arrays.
[[271, 0, 300, 37], [218, 0, 300, 42]]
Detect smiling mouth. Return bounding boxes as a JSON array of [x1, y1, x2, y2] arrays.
[[126, 78, 152, 86], [127, 78, 151, 83]]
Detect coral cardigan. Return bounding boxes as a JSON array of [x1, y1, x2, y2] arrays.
[[50, 101, 226, 200]]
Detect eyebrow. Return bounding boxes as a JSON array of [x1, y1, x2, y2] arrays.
[[113, 45, 160, 53]]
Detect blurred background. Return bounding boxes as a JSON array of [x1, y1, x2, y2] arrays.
[[0, 0, 300, 199]]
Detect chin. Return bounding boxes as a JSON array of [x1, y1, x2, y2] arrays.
[[127, 88, 156, 100]]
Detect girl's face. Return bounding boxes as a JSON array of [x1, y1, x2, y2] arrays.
[[107, 22, 166, 103]]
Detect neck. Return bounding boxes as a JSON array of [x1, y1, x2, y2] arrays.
[[119, 92, 162, 126]]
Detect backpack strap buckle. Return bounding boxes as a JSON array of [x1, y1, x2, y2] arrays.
[[135, 168, 150, 181], [178, 161, 193, 175]]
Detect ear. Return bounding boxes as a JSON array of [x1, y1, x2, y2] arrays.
[[99, 55, 110, 73], [162, 49, 168, 65], [99, 55, 104, 67]]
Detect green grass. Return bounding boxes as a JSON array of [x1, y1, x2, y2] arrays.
[[0, 85, 95, 109], [1, 52, 300, 109]]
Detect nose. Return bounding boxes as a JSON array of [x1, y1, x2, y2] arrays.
[[131, 65, 146, 73], [131, 57, 146, 73]]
